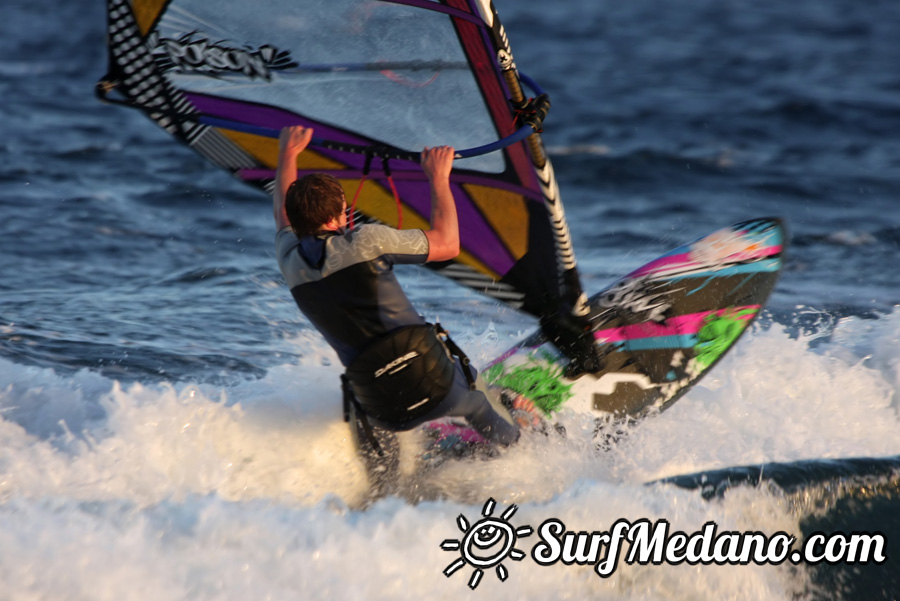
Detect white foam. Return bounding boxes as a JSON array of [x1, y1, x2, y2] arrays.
[[1, 310, 898, 599]]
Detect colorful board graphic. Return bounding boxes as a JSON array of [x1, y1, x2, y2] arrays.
[[482, 217, 785, 419]]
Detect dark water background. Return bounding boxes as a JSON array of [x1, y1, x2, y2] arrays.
[[1, 0, 899, 599]]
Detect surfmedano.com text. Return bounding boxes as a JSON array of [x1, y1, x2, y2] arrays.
[[531, 518, 887, 577]]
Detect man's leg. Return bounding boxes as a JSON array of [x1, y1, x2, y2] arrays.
[[343, 378, 400, 499], [440, 363, 521, 445], [349, 407, 400, 497]]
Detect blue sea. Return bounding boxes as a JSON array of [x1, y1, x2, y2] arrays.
[[2, 0, 899, 598]]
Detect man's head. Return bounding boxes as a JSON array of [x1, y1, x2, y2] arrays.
[[285, 173, 347, 236]]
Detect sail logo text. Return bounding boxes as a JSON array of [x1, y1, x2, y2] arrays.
[[597, 277, 672, 323], [156, 33, 298, 79], [530, 518, 887, 577], [375, 352, 419, 378]]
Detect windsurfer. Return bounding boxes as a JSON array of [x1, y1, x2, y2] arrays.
[[273, 125, 539, 451]]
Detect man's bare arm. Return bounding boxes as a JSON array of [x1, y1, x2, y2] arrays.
[[420, 146, 459, 262], [274, 126, 314, 231]]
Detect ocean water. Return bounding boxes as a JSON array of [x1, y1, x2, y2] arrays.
[[2, 0, 899, 599]]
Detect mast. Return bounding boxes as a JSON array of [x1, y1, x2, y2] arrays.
[[480, 1, 603, 375]]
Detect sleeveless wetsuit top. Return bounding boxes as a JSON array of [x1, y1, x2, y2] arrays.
[[275, 224, 430, 367]]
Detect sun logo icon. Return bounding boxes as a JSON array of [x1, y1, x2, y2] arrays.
[[440, 498, 533, 589]]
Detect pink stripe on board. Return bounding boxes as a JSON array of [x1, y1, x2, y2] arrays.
[[593, 306, 760, 343], [485, 346, 520, 369], [425, 422, 488, 444], [630, 245, 783, 278]]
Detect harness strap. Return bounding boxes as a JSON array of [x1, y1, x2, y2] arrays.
[[348, 154, 374, 231], [434, 323, 476, 391], [382, 158, 403, 230], [349, 156, 405, 231], [342, 374, 385, 457]]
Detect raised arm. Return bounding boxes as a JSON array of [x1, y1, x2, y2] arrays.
[[274, 126, 314, 231], [420, 146, 459, 262]]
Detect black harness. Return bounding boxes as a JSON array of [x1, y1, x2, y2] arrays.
[[342, 323, 475, 455]]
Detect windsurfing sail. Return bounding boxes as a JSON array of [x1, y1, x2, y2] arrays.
[[99, 0, 596, 365]]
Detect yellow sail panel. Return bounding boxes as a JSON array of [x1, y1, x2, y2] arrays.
[[344, 180, 498, 277], [297, 150, 346, 172], [455, 250, 500, 280], [131, 0, 169, 37], [463, 184, 529, 260], [342, 180, 426, 231], [217, 129, 343, 170]]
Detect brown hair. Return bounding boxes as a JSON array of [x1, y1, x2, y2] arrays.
[[285, 173, 346, 236]]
